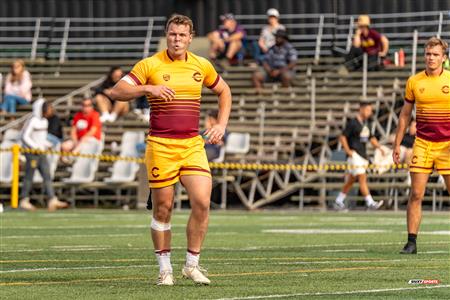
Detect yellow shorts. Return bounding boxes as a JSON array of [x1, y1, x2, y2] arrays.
[[144, 135, 211, 188], [409, 137, 450, 175]]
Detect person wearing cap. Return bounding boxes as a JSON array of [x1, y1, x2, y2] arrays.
[[345, 15, 389, 71], [207, 13, 246, 65], [258, 8, 285, 54], [252, 29, 297, 93]]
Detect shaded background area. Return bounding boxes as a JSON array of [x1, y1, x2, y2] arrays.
[[0, 0, 448, 35]]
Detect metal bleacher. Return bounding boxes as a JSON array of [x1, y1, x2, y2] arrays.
[[0, 11, 448, 210]]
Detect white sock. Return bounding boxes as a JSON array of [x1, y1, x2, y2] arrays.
[[109, 112, 117, 121], [335, 192, 347, 204], [186, 250, 200, 267], [364, 195, 375, 206], [100, 112, 110, 122], [155, 250, 172, 273]]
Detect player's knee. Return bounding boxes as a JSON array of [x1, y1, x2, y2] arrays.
[[151, 217, 171, 231], [192, 200, 210, 216], [409, 189, 423, 202]]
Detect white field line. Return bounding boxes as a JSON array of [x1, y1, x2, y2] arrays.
[[421, 231, 450, 235], [262, 229, 389, 234], [2, 257, 448, 269], [0, 264, 152, 273], [212, 285, 450, 300], [321, 249, 366, 252], [1, 234, 142, 239], [1, 241, 449, 253]]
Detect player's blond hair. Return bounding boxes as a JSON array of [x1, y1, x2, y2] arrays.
[[424, 37, 448, 54], [165, 14, 195, 35]]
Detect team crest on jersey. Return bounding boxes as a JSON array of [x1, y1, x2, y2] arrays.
[[419, 87, 425, 93], [192, 72, 202, 82], [163, 74, 170, 81], [442, 85, 449, 94]]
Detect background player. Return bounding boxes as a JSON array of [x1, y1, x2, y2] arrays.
[[110, 14, 232, 285], [334, 101, 385, 211], [393, 37, 450, 254]]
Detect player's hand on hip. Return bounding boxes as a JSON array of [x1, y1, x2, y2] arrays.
[[392, 145, 401, 164], [204, 124, 226, 145], [147, 85, 175, 101]]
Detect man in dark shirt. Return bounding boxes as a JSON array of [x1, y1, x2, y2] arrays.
[[345, 15, 389, 71], [252, 29, 298, 93], [208, 13, 246, 65], [46, 103, 63, 146], [334, 101, 385, 210]]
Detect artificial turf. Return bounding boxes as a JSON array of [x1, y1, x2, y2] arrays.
[[1, 209, 449, 299]]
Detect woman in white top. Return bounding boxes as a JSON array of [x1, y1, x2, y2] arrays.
[[1, 59, 32, 113], [258, 8, 286, 53]]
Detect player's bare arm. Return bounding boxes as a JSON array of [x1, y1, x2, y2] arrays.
[[204, 78, 232, 145], [339, 135, 353, 157], [110, 80, 175, 102], [392, 102, 413, 163]]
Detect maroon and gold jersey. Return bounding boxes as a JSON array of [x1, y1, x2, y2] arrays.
[[404, 69, 450, 142], [123, 50, 220, 138]]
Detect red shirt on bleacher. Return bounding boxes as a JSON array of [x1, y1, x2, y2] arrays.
[[72, 110, 102, 140]]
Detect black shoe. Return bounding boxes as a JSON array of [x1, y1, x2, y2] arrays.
[[399, 241, 417, 254]]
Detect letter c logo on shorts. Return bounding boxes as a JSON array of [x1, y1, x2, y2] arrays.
[[151, 167, 160, 178], [411, 155, 418, 165]]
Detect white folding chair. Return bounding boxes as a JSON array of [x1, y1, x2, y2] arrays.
[[104, 131, 144, 183], [225, 132, 250, 154]]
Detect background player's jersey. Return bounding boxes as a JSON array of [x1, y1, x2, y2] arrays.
[[404, 69, 450, 142], [124, 50, 220, 138]]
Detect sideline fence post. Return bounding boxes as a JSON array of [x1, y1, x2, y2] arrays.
[[11, 144, 21, 208]]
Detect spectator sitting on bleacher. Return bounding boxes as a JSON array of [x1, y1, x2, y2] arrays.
[[256, 8, 285, 63], [333, 101, 385, 211], [202, 109, 228, 161], [345, 15, 389, 72], [46, 103, 63, 147], [252, 29, 297, 93], [19, 98, 68, 211], [208, 13, 246, 66], [94, 66, 128, 123], [1, 59, 32, 114], [61, 98, 102, 160]]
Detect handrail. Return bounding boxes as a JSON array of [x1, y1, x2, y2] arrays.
[[0, 76, 105, 134]]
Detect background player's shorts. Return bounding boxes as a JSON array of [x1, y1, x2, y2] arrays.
[[347, 151, 369, 176], [409, 137, 450, 175], [145, 135, 211, 188]]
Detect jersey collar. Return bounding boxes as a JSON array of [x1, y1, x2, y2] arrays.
[[166, 49, 188, 62], [424, 68, 444, 77]]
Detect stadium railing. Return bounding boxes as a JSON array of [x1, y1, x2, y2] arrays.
[[236, 10, 449, 63], [0, 16, 167, 61]]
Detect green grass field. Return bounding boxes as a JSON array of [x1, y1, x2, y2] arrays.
[[1, 210, 449, 299]]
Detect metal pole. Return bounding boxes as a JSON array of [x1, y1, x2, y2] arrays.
[[437, 12, 443, 39], [59, 19, 70, 63], [258, 102, 265, 157], [30, 18, 41, 60], [411, 30, 418, 76], [310, 77, 316, 126], [346, 16, 354, 52], [362, 53, 368, 100], [314, 15, 324, 64], [11, 144, 20, 209], [143, 18, 154, 58]]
